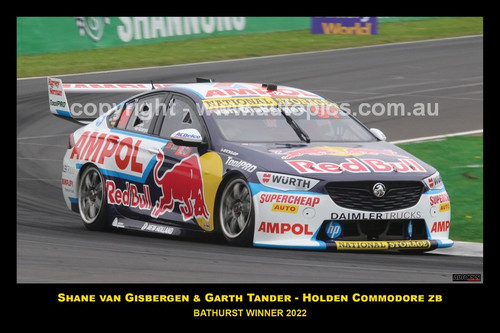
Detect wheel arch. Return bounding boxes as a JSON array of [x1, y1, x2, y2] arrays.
[[77, 162, 100, 185]]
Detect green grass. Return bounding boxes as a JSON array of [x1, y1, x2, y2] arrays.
[[397, 135, 483, 243], [17, 17, 483, 78]]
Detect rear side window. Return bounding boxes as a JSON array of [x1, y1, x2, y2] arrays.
[[107, 103, 125, 128], [118, 93, 167, 134]]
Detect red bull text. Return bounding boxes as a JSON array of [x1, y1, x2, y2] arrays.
[[106, 180, 152, 210], [286, 158, 426, 174]]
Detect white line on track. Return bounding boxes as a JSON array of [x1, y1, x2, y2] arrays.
[[17, 142, 66, 147], [17, 157, 61, 162], [17, 178, 61, 182], [17, 134, 70, 140], [390, 129, 483, 144], [339, 82, 484, 103]]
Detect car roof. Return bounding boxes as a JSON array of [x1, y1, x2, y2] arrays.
[[159, 82, 324, 101]]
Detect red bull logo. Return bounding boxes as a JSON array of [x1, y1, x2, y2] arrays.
[[271, 146, 407, 160], [151, 151, 210, 221], [286, 158, 426, 174]]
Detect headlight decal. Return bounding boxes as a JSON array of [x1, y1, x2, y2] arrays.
[[248, 182, 323, 198], [422, 171, 444, 191]]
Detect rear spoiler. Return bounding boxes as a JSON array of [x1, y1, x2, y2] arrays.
[[47, 77, 173, 125]]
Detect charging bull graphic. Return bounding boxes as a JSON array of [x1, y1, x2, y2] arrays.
[[151, 150, 210, 221]]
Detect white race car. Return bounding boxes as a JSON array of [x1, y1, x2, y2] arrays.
[[48, 77, 453, 251]]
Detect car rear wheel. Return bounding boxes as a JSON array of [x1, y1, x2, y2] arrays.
[[78, 165, 108, 230], [218, 176, 254, 246]]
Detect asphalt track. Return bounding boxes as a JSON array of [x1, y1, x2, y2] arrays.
[[17, 36, 483, 285]]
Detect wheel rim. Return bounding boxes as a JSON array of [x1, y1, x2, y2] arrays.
[[220, 179, 252, 239], [78, 167, 104, 224]]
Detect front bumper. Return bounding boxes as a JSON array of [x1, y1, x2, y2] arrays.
[[250, 183, 453, 251]]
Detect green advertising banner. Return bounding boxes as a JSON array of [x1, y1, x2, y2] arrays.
[[17, 17, 447, 55], [17, 17, 310, 55]]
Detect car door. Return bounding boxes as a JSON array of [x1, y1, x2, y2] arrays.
[[106, 92, 169, 220], [148, 93, 211, 229]]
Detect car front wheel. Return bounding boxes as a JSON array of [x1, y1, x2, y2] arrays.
[[218, 176, 254, 246]]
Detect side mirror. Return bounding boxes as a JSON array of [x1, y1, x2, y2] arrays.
[[170, 128, 204, 147], [370, 128, 387, 141]]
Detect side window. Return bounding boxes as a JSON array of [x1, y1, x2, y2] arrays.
[[117, 103, 134, 129], [124, 94, 166, 134], [159, 96, 204, 139], [107, 106, 122, 128]]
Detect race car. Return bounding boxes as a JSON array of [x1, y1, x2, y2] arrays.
[[48, 77, 453, 251]]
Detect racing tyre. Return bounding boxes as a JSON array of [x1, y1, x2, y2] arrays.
[[78, 165, 108, 231], [218, 176, 254, 246]]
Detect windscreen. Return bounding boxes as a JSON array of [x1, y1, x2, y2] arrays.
[[205, 96, 376, 143]]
